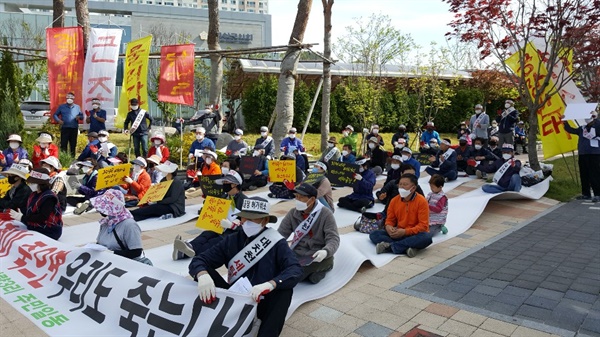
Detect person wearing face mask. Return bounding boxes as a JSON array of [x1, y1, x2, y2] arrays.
[[174, 171, 249, 260], [280, 127, 305, 155], [337, 157, 376, 212], [306, 161, 335, 211], [226, 128, 249, 159], [147, 132, 170, 163], [488, 120, 500, 139], [54, 92, 84, 157], [254, 126, 275, 159], [469, 104, 490, 146], [426, 139, 458, 182], [241, 144, 269, 191], [131, 161, 185, 221], [339, 125, 358, 153], [190, 197, 302, 337], [365, 137, 387, 175], [466, 137, 495, 176], [455, 136, 474, 172], [77, 132, 101, 162], [199, 150, 222, 176], [496, 99, 519, 147], [31, 133, 59, 169], [392, 124, 410, 147], [40, 157, 67, 212], [188, 126, 216, 163], [370, 164, 424, 224], [278, 183, 340, 284], [10, 168, 63, 240], [513, 121, 528, 155], [478, 144, 522, 193], [189, 104, 222, 145], [420, 138, 439, 156], [268, 153, 306, 199], [96, 130, 119, 168], [1, 134, 28, 171], [0, 164, 32, 213], [119, 157, 151, 207], [318, 136, 341, 163], [385, 155, 403, 185], [420, 121, 441, 147], [86, 98, 107, 133], [486, 136, 502, 159], [400, 147, 420, 178], [563, 111, 600, 202], [456, 122, 472, 145], [369, 173, 432, 257], [145, 155, 163, 185], [366, 124, 385, 147], [340, 144, 356, 164], [123, 98, 154, 157], [68, 160, 99, 214]]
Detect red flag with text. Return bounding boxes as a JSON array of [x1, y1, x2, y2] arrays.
[[46, 27, 84, 119], [158, 44, 195, 106]]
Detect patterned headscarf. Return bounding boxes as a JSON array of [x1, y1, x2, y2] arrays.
[[90, 189, 133, 232]]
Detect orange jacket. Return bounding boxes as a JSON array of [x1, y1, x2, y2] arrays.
[[384, 193, 430, 236], [31, 144, 60, 169], [201, 162, 222, 176], [120, 169, 151, 200], [147, 145, 170, 163]]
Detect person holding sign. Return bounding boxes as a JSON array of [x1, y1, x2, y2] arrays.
[[478, 144, 522, 194], [268, 154, 305, 199], [31, 133, 59, 169], [563, 111, 600, 202], [119, 157, 151, 207], [241, 144, 269, 191], [425, 139, 458, 182], [147, 132, 170, 163], [1, 134, 28, 172], [255, 126, 275, 159], [309, 161, 335, 212], [190, 196, 302, 337], [123, 98, 154, 157], [188, 126, 216, 163], [340, 144, 356, 164], [278, 183, 340, 284], [40, 157, 67, 212], [0, 164, 32, 213], [337, 157, 376, 213], [68, 160, 99, 215], [131, 161, 184, 221], [10, 168, 63, 240], [77, 131, 101, 162], [319, 137, 341, 163]]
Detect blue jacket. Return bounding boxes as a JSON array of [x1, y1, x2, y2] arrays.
[[496, 108, 519, 133], [77, 140, 101, 161], [280, 137, 305, 155], [514, 125, 526, 137], [563, 120, 600, 155], [295, 154, 306, 171], [88, 109, 107, 133], [2, 147, 28, 171], [346, 169, 376, 201], [341, 153, 356, 164], [188, 228, 302, 289], [403, 157, 421, 178], [421, 130, 441, 145], [54, 103, 84, 129], [431, 149, 458, 175], [189, 138, 216, 156]]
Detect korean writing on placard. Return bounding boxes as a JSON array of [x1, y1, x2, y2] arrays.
[[268, 160, 296, 182], [326, 160, 358, 187], [96, 163, 132, 190], [196, 196, 230, 234]]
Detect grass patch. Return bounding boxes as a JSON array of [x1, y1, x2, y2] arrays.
[[543, 155, 581, 202]]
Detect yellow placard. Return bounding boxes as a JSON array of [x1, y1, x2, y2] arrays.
[[96, 163, 132, 190], [196, 196, 232, 234], [268, 160, 296, 182], [505, 42, 578, 159], [0, 178, 11, 198], [138, 180, 173, 205]]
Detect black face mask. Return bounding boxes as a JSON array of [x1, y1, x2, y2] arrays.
[[8, 176, 18, 184], [427, 127, 433, 132], [147, 163, 155, 169], [399, 128, 405, 133], [99, 212, 107, 218], [489, 142, 497, 146], [459, 141, 467, 146], [222, 183, 233, 193]]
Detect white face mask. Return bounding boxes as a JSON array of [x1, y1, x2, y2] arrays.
[[327, 142, 334, 148], [261, 132, 268, 137], [372, 129, 379, 135], [342, 131, 348, 137], [253, 150, 260, 157], [341, 150, 349, 156], [196, 134, 204, 141], [9, 142, 19, 149], [368, 143, 376, 149], [234, 135, 241, 141], [391, 163, 400, 170], [221, 167, 230, 175], [289, 134, 296, 139], [133, 164, 142, 173], [28, 183, 38, 192], [205, 158, 213, 165], [92, 104, 100, 109], [492, 123, 498, 128], [401, 154, 410, 161], [98, 137, 107, 143], [359, 167, 365, 173], [585, 118, 593, 124], [398, 188, 412, 198], [131, 105, 139, 110], [502, 153, 512, 160], [66, 98, 74, 104], [504, 103, 511, 109], [475, 110, 482, 114], [154, 140, 162, 146], [242, 220, 263, 237], [474, 145, 482, 150], [295, 199, 309, 211]]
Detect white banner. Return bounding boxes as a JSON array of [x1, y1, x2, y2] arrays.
[[0, 221, 257, 337], [82, 28, 122, 118]]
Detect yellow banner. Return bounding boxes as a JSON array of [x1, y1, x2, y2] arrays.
[[196, 196, 232, 234], [96, 163, 132, 190], [505, 43, 578, 159], [0, 178, 11, 198], [268, 160, 296, 182], [117, 35, 153, 129], [138, 180, 173, 205]]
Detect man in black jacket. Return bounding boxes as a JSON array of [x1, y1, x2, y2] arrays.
[[123, 98, 153, 157], [0, 164, 32, 213], [131, 161, 184, 221]]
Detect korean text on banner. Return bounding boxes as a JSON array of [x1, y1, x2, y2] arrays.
[[158, 44, 195, 106], [0, 178, 12, 198], [196, 196, 232, 234], [117, 36, 152, 128], [138, 180, 173, 205], [505, 42, 578, 159], [46, 27, 85, 116], [268, 160, 296, 182], [96, 163, 132, 190], [82, 28, 122, 117], [0, 221, 257, 337]]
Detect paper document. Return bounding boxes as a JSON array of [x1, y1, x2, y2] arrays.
[[228, 277, 253, 295]]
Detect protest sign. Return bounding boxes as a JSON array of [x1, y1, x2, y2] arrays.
[[199, 175, 224, 197], [268, 160, 296, 182], [0, 178, 11, 198], [239, 156, 260, 176], [138, 180, 173, 205], [326, 161, 358, 187], [96, 163, 132, 190], [303, 173, 325, 187], [196, 196, 232, 234], [413, 153, 433, 166], [65, 174, 85, 197]]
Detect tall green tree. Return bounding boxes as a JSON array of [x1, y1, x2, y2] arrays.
[[0, 50, 24, 147]]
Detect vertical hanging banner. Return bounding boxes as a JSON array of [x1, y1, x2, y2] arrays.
[[46, 27, 85, 116], [116, 35, 152, 128], [505, 42, 578, 159], [158, 44, 195, 106], [82, 28, 123, 117]]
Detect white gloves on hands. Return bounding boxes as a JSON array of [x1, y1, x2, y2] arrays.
[[124, 176, 133, 184], [189, 153, 195, 159], [312, 250, 327, 263], [197, 273, 216, 304], [354, 173, 363, 181], [220, 219, 233, 229], [250, 282, 274, 303], [9, 209, 22, 221], [196, 171, 203, 177]]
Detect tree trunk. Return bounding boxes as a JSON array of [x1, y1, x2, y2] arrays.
[[527, 107, 540, 170], [320, 0, 333, 152], [207, 0, 223, 131], [75, 0, 90, 54], [53, 0, 65, 28], [272, 0, 313, 156]]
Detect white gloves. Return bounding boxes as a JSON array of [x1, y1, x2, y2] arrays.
[[196, 171, 203, 177], [354, 173, 363, 181], [250, 282, 274, 303], [189, 153, 194, 159], [312, 250, 327, 263], [220, 219, 233, 229], [9, 209, 22, 221], [124, 176, 133, 184], [197, 273, 216, 304]]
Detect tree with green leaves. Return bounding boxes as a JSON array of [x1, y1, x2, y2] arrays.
[[0, 50, 24, 148]]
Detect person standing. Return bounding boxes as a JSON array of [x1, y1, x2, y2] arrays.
[[469, 104, 490, 146], [86, 98, 107, 133], [496, 99, 519, 147], [123, 98, 153, 157], [54, 92, 84, 156], [339, 125, 358, 153]]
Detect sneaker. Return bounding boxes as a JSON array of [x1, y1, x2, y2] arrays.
[[74, 201, 90, 215], [376, 242, 392, 254], [592, 196, 600, 203], [360, 206, 367, 214], [406, 248, 417, 258], [575, 195, 592, 201], [248, 185, 257, 191], [160, 214, 174, 220], [172, 235, 185, 261], [173, 238, 195, 259], [476, 170, 483, 179], [268, 193, 276, 198]]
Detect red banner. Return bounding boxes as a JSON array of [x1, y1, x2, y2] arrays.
[[158, 44, 195, 106], [46, 27, 85, 118]]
